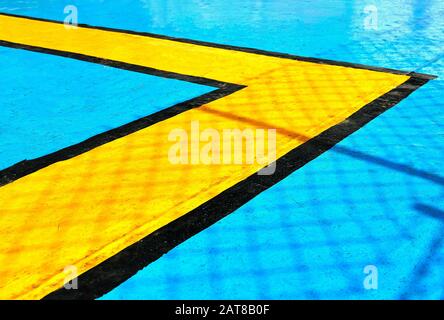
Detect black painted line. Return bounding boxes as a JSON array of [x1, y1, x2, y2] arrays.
[[0, 40, 230, 88], [43, 75, 431, 300], [0, 12, 437, 80], [0, 12, 436, 300], [0, 86, 243, 187], [0, 40, 245, 186]]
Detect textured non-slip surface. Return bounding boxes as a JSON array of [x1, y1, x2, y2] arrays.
[[0, 1, 442, 300]]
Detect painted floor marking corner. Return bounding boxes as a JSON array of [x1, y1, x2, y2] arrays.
[[0, 13, 434, 299]]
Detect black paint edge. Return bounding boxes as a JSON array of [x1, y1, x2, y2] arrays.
[[0, 40, 230, 87], [0, 12, 437, 80], [44, 75, 431, 300], [0, 12, 436, 300], [0, 41, 245, 186]]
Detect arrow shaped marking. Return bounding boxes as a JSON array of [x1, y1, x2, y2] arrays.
[[0, 13, 434, 299]]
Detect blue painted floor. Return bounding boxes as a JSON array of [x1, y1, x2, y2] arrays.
[[1, 0, 443, 299], [0, 46, 212, 170]]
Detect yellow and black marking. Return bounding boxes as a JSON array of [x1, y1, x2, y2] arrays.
[[0, 13, 436, 299]]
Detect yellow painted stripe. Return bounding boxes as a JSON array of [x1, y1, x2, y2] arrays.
[[0, 14, 285, 83], [0, 14, 409, 299]]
